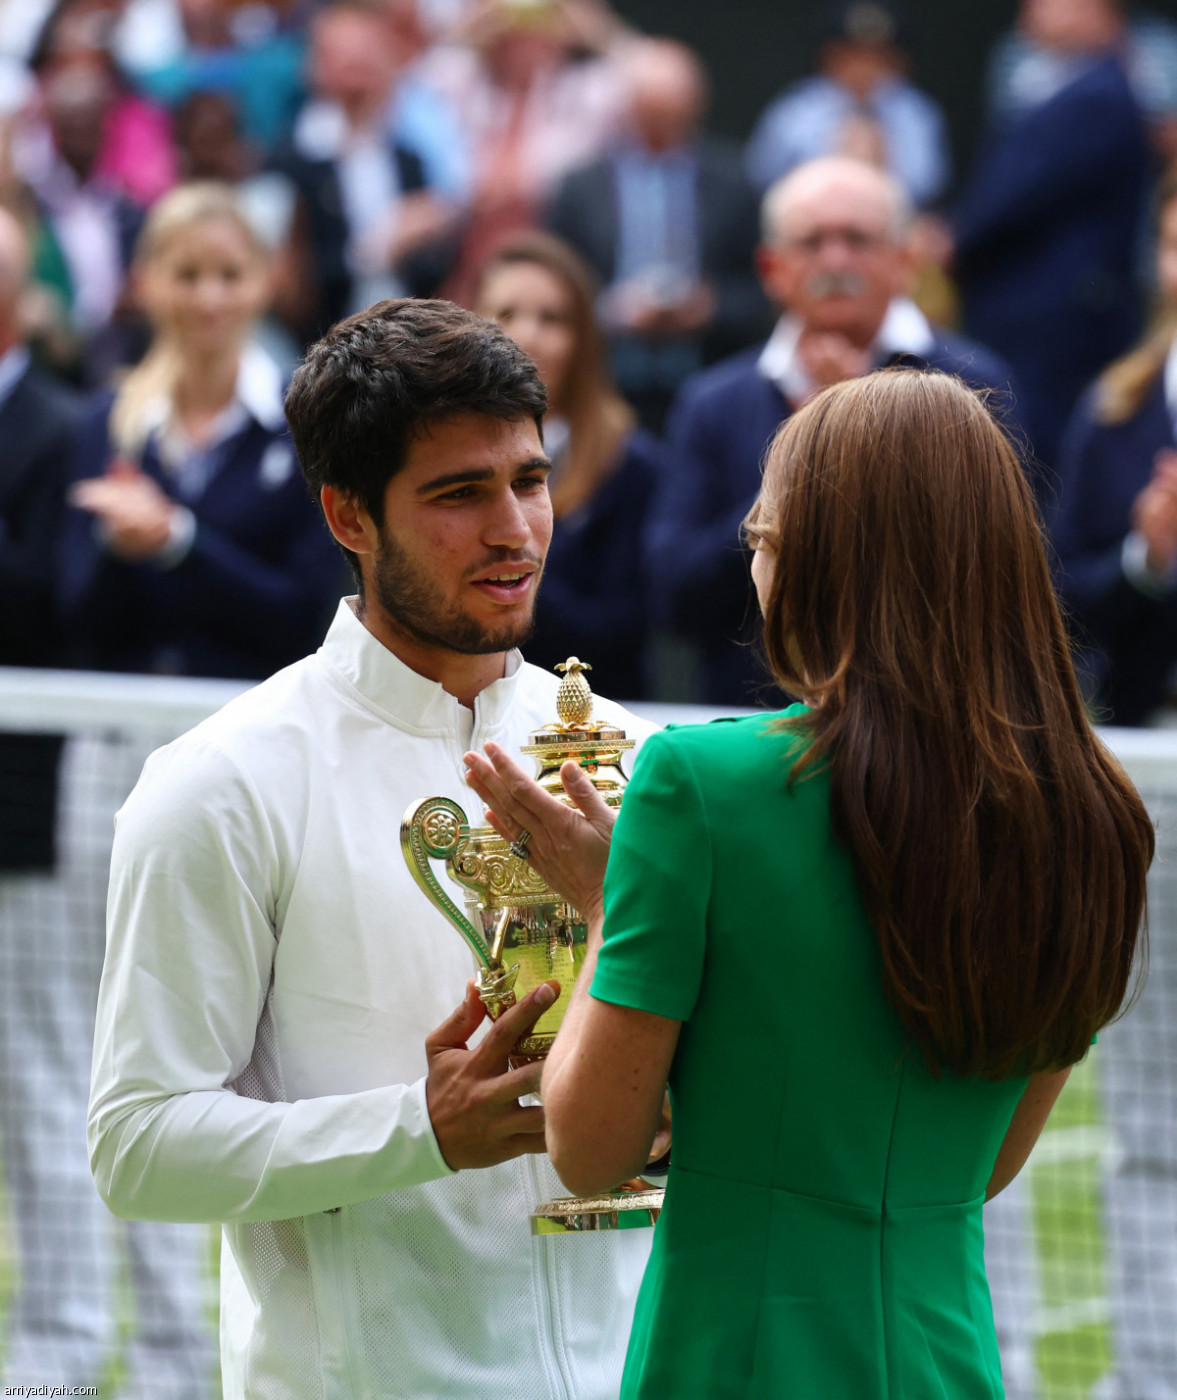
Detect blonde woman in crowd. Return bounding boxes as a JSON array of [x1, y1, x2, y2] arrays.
[[60, 180, 341, 678]]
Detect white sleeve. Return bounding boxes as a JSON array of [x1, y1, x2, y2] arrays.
[[87, 741, 455, 1225]]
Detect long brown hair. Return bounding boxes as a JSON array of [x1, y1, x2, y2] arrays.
[[1098, 167, 1177, 425], [748, 370, 1153, 1080], [475, 232, 634, 517]]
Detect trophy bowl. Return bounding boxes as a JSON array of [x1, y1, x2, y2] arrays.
[[400, 659, 663, 1232], [399, 793, 584, 1062]]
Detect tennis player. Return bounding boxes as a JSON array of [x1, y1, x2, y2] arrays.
[[87, 299, 655, 1400]]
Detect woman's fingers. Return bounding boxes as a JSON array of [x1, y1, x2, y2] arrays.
[[68, 478, 118, 513], [463, 753, 519, 832], [481, 741, 554, 817], [467, 743, 563, 832], [465, 747, 617, 851], [463, 754, 539, 846], [464, 745, 611, 913], [559, 761, 617, 838]]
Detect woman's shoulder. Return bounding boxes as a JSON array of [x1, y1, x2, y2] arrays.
[[564, 427, 661, 529], [644, 704, 814, 777]]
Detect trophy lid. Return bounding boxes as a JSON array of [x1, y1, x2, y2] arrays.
[[522, 657, 631, 749], [526, 655, 629, 744]]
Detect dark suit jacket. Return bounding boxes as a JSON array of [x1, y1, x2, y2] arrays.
[[270, 139, 449, 340], [60, 391, 344, 681], [0, 364, 78, 869], [1051, 375, 1177, 724], [650, 335, 1026, 705], [546, 141, 769, 362], [955, 55, 1150, 466]]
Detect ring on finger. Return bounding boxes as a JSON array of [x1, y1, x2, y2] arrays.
[[509, 828, 532, 861]]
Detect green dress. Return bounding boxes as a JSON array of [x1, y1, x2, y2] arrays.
[[592, 711, 1028, 1399]]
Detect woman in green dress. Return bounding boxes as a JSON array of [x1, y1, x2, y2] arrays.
[[463, 368, 1153, 1399]]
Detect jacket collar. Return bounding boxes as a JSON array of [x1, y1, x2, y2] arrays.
[[318, 597, 524, 736]]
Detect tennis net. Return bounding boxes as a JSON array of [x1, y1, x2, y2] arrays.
[[0, 666, 1172, 1399]]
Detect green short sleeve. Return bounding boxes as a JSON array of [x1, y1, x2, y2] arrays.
[[591, 727, 711, 1022]]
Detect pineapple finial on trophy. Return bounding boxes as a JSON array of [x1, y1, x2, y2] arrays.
[[522, 657, 632, 800], [555, 658, 593, 728]]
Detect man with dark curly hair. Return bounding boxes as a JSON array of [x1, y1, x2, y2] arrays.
[[89, 298, 654, 1400]]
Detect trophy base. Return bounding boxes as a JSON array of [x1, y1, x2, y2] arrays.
[[530, 1184, 663, 1234]]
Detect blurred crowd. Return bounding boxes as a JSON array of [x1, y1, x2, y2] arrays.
[[1, 2, 1177, 1395], [2, 0, 1177, 726]]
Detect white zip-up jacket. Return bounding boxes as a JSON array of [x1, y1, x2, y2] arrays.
[[88, 599, 655, 1400]]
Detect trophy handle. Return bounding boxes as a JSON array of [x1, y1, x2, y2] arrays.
[[400, 797, 493, 967]]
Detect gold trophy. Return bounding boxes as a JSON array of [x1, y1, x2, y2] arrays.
[[401, 659, 663, 1233]]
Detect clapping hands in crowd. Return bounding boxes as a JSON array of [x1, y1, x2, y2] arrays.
[[68, 457, 180, 563]]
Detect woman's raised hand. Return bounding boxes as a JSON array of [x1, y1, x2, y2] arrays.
[[463, 740, 615, 920], [69, 460, 179, 562]]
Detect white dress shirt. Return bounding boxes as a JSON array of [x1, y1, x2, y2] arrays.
[[89, 599, 654, 1400]]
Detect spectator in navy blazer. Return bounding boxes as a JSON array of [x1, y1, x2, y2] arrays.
[[475, 231, 661, 699], [0, 203, 74, 870], [61, 182, 343, 681], [649, 156, 1024, 706], [0, 201, 76, 864], [953, 0, 1151, 470], [269, 0, 458, 343], [546, 37, 767, 433], [0, 207, 74, 685], [1053, 168, 1177, 728]]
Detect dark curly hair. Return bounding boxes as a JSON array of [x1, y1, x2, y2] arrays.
[[285, 298, 548, 578]]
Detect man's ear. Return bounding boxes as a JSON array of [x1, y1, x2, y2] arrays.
[[320, 485, 380, 556], [755, 242, 790, 309], [754, 243, 776, 283]]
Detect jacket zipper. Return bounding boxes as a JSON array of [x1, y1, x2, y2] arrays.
[[525, 1153, 575, 1400], [321, 1207, 367, 1397]]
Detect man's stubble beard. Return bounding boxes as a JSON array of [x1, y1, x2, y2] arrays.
[[368, 529, 541, 656]]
